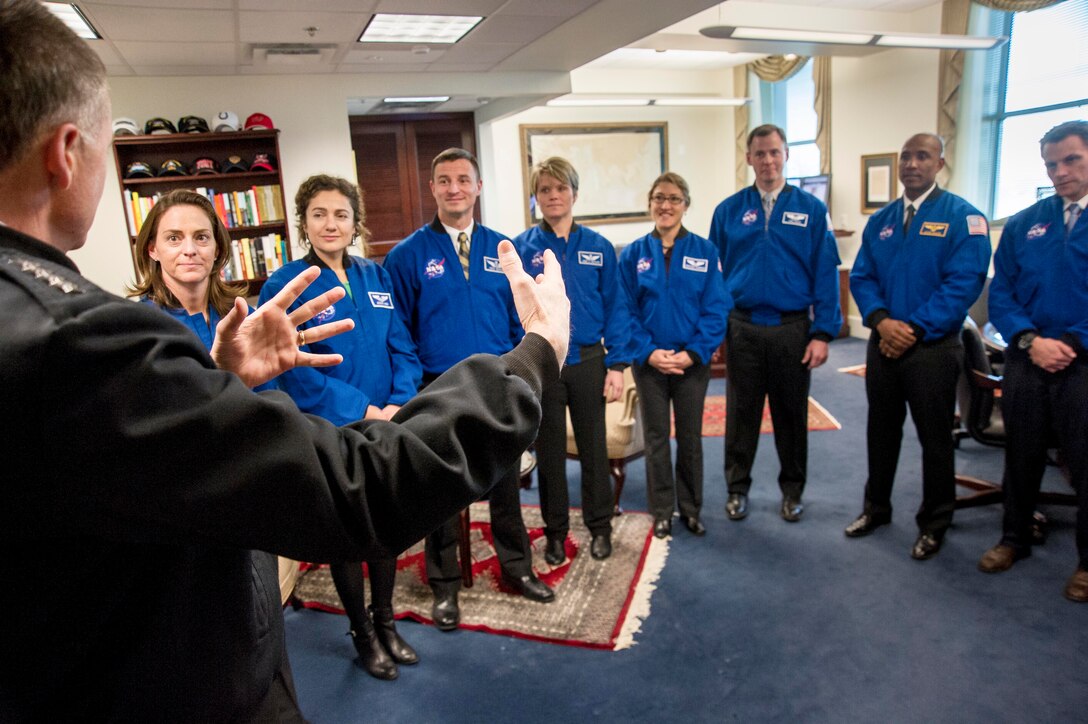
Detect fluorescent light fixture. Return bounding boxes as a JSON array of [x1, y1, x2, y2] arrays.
[[547, 98, 650, 107], [359, 14, 482, 44], [875, 33, 1005, 50], [383, 96, 450, 103], [43, 2, 100, 39], [653, 97, 749, 107], [702, 25, 873, 45]]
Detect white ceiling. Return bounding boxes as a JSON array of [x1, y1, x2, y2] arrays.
[[75, 0, 944, 113]]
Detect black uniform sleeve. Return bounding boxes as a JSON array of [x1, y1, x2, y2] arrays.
[[14, 296, 550, 563]]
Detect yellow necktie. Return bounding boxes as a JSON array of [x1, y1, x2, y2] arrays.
[[457, 231, 470, 280]]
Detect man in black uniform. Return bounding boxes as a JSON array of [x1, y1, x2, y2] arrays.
[[0, 2, 570, 720]]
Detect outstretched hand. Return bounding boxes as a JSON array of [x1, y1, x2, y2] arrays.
[[210, 266, 355, 388], [498, 239, 570, 369]]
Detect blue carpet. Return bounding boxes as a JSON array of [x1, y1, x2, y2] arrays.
[[284, 337, 1088, 723]]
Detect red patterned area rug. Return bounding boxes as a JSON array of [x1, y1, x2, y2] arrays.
[[290, 503, 669, 651], [838, 363, 867, 378], [695, 396, 842, 437]]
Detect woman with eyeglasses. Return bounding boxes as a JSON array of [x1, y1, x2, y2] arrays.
[[618, 172, 728, 539], [259, 175, 422, 681]]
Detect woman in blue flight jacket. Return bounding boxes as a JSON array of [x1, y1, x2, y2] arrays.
[[128, 189, 275, 392], [619, 173, 729, 539], [259, 175, 422, 681]]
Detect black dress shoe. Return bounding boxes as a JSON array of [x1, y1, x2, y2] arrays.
[[780, 497, 804, 522], [501, 571, 555, 603], [544, 536, 566, 566], [653, 518, 672, 538], [725, 493, 748, 521], [431, 590, 460, 631], [590, 533, 612, 560], [681, 516, 706, 536], [844, 513, 890, 538], [348, 622, 398, 680], [911, 531, 943, 560]]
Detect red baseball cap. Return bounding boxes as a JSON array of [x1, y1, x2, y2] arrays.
[[244, 113, 274, 131]]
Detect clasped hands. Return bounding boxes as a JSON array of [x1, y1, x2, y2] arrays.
[[876, 318, 917, 359], [648, 348, 694, 375], [210, 241, 572, 388]]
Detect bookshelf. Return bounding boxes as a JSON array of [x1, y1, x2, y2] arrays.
[[112, 128, 292, 296]]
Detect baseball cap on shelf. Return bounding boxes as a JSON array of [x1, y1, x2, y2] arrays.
[[112, 117, 140, 136], [124, 161, 155, 179], [178, 115, 210, 134], [222, 155, 250, 173], [144, 117, 177, 135], [250, 153, 277, 172], [214, 111, 240, 132], [244, 112, 274, 131], [192, 157, 220, 175], [158, 159, 189, 177]]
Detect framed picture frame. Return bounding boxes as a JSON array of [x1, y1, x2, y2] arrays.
[[860, 153, 898, 214], [520, 122, 668, 227]]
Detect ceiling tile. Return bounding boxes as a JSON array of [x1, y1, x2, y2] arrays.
[[437, 42, 522, 64], [341, 48, 445, 64], [129, 65, 240, 76], [114, 41, 237, 65], [499, 0, 599, 17], [335, 63, 439, 73], [238, 11, 370, 43], [467, 14, 565, 44], [238, 0, 378, 10], [83, 0, 231, 8], [373, 0, 506, 15], [83, 6, 235, 42]]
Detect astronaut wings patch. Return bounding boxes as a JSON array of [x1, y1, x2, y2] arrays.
[[682, 256, 709, 272]]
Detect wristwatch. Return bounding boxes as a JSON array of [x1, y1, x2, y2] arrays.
[[1017, 331, 1038, 350]]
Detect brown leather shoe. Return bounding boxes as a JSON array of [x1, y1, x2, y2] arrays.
[[1064, 569, 1088, 603], [977, 543, 1026, 573]]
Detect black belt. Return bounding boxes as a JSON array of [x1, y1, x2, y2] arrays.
[[730, 308, 809, 324]]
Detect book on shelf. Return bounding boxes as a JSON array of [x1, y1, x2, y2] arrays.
[[222, 233, 286, 282], [126, 184, 286, 235]]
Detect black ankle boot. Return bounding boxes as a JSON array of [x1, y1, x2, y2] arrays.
[[349, 617, 398, 680], [370, 605, 419, 665]]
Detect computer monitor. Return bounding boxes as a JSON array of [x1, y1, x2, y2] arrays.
[[793, 174, 830, 207]]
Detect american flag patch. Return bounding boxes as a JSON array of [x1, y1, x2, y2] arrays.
[[966, 215, 988, 236]]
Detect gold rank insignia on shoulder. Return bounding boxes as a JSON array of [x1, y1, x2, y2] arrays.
[[3, 254, 85, 294], [919, 221, 949, 237]]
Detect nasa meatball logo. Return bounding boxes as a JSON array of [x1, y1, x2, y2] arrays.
[[1026, 222, 1049, 240], [424, 258, 445, 279], [742, 209, 759, 226], [637, 257, 652, 273], [531, 250, 545, 269], [314, 304, 336, 323], [879, 225, 895, 240]]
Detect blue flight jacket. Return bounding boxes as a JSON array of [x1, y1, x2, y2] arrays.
[[143, 299, 276, 392], [990, 194, 1088, 353], [851, 187, 991, 342], [618, 228, 729, 365], [709, 184, 842, 338], [384, 218, 522, 376], [513, 221, 631, 368], [258, 253, 422, 425]]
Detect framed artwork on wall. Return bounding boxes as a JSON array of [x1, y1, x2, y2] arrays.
[[860, 152, 898, 214], [519, 122, 668, 227]]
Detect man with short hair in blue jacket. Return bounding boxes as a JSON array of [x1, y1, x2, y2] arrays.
[[846, 132, 991, 561], [978, 120, 1088, 603], [384, 148, 555, 631], [710, 123, 842, 525]]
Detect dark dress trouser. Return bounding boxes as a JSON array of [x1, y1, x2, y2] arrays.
[[1000, 350, 1088, 568], [536, 349, 613, 540], [419, 375, 532, 592], [862, 334, 962, 535], [634, 360, 711, 521], [725, 314, 811, 499]]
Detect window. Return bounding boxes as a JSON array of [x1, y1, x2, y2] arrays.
[[757, 58, 821, 180], [981, 1, 1088, 219]]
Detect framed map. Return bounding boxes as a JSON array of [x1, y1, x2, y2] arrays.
[[520, 122, 668, 227]]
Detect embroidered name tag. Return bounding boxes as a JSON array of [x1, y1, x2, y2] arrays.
[[682, 256, 709, 272], [966, 215, 988, 236], [782, 211, 809, 227], [919, 221, 949, 237], [483, 256, 503, 273], [368, 291, 393, 309], [578, 251, 603, 266]]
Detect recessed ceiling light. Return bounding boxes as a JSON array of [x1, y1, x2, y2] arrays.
[[42, 2, 100, 39], [383, 96, 450, 104], [359, 14, 482, 44]]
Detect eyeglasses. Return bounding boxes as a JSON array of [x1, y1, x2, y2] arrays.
[[651, 194, 685, 206]]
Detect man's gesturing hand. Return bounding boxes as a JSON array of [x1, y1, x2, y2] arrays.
[[211, 266, 355, 388], [498, 239, 570, 369]]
